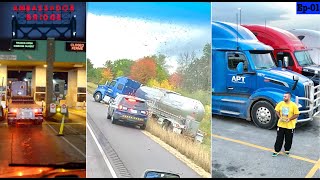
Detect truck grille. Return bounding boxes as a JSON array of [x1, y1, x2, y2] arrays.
[[304, 83, 311, 108]]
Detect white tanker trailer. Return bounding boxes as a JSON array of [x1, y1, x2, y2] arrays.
[[135, 86, 205, 143]]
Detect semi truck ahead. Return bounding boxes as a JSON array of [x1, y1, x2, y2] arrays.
[[7, 81, 43, 125], [212, 21, 319, 129], [135, 86, 205, 143], [243, 25, 320, 85], [93, 76, 141, 104], [288, 29, 320, 65]]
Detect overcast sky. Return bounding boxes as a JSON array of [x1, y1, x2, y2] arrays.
[[211, 2, 320, 31], [87, 2, 210, 74]]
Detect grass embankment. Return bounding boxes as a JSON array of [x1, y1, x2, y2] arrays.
[[87, 82, 98, 95], [146, 118, 211, 173]]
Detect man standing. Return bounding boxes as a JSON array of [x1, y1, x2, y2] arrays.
[[272, 92, 300, 157]]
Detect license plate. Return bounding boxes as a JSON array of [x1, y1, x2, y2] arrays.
[[122, 115, 142, 121], [21, 112, 32, 118], [130, 109, 137, 114]]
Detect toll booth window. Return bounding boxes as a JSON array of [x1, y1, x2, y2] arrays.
[[77, 94, 86, 102], [109, 81, 116, 87], [78, 87, 86, 93], [54, 84, 60, 92], [277, 52, 294, 66], [36, 87, 46, 92], [117, 84, 124, 91], [35, 93, 46, 101], [228, 53, 248, 72]]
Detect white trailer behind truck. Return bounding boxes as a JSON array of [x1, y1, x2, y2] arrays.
[[6, 81, 43, 125], [135, 86, 205, 143]]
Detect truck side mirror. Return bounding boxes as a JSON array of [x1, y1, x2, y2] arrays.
[[236, 62, 244, 75], [283, 57, 289, 68], [277, 60, 283, 68]]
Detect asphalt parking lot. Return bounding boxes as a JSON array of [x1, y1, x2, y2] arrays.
[[212, 115, 320, 178]]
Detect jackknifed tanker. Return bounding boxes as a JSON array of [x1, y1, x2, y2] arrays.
[[135, 86, 205, 143]]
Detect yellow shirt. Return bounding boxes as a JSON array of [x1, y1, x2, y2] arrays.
[[275, 101, 300, 129]]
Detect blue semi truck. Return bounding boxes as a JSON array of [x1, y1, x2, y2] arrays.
[[93, 76, 141, 103], [212, 21, 320, 129]]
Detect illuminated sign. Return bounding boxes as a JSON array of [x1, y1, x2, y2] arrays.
[[0, 2, 86, 42], [13, 4, 75, 22], [12, 40, 36, 50], [66, 42, 86, 52]]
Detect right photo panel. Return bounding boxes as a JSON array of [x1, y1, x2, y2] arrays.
[[211, 2, 320, 178]]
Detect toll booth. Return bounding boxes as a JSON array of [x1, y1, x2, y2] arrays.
[[0, 2, 86, 113]]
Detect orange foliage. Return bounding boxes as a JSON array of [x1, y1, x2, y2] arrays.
[[130, 57, 157, 84]]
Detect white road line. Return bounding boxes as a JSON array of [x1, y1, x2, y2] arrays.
[[45, 121, 86, 158], [87, 121, 118, 178]]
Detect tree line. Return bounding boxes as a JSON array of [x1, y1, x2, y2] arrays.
[[87, 43, 211, 95]]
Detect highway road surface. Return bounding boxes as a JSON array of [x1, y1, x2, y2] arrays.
[[0, 111, 86, 177], [86, 94, 201, 178]]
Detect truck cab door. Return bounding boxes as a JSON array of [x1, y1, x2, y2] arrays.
[[226, 52, 256, 95]]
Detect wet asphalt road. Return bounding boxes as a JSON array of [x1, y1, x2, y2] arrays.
[[86, 94, 201, 178], [0, 111, 86, 177], [212, 115, 320, 178]]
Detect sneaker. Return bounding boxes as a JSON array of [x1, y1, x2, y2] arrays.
[[272, 152, 279, 157], [285, 151, 290, 156]]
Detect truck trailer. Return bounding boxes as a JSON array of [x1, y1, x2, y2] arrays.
[[212, 21, 319, 129], [135, 86, 205, 143]]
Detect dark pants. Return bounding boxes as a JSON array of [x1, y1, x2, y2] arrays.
[[274, 127, 294, 152]]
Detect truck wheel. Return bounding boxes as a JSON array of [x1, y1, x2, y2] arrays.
[[162, 121, 173, 132], [140, 124, 146, 130], [94, 92, 102, 102], [251, 101, 277, 129], [111, 114, 118, 124]]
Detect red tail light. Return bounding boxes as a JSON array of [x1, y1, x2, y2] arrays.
[[118, 105, 128, 110]]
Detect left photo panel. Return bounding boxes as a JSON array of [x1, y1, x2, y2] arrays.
[[0, 2, 86, 178]]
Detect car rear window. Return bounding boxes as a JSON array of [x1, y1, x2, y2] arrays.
[[120, 97, 147, 109]]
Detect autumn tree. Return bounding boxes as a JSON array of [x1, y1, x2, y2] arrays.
[[169, 72, 182, 88], [130, 57, 157, 84], [99, 68, 113, 84]]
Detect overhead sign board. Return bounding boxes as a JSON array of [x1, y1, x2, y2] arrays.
[[65, 42, 86, 52], [12, 40, 36, 50]]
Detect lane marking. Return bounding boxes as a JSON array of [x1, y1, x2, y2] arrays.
[[142, 130, 211, 178], [305, 159, 320, 178], [45, 121, 86, 158], [87, 122, 118, 178], [212, 134, 317, 164]]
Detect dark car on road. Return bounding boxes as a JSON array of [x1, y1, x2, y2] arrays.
[[107, 95, 149, 130]]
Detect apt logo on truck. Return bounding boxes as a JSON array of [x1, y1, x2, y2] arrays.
[[232, 75, 246, 84]]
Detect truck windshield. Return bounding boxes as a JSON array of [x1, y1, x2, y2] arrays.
[[294, 50, 315, 66], [250, 51, 276, 70]]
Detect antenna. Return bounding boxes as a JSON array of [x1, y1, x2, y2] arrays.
[[236, 12, 239, 50]]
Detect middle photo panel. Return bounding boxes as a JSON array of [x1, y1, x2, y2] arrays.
[[86, 2, 212, 179]]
